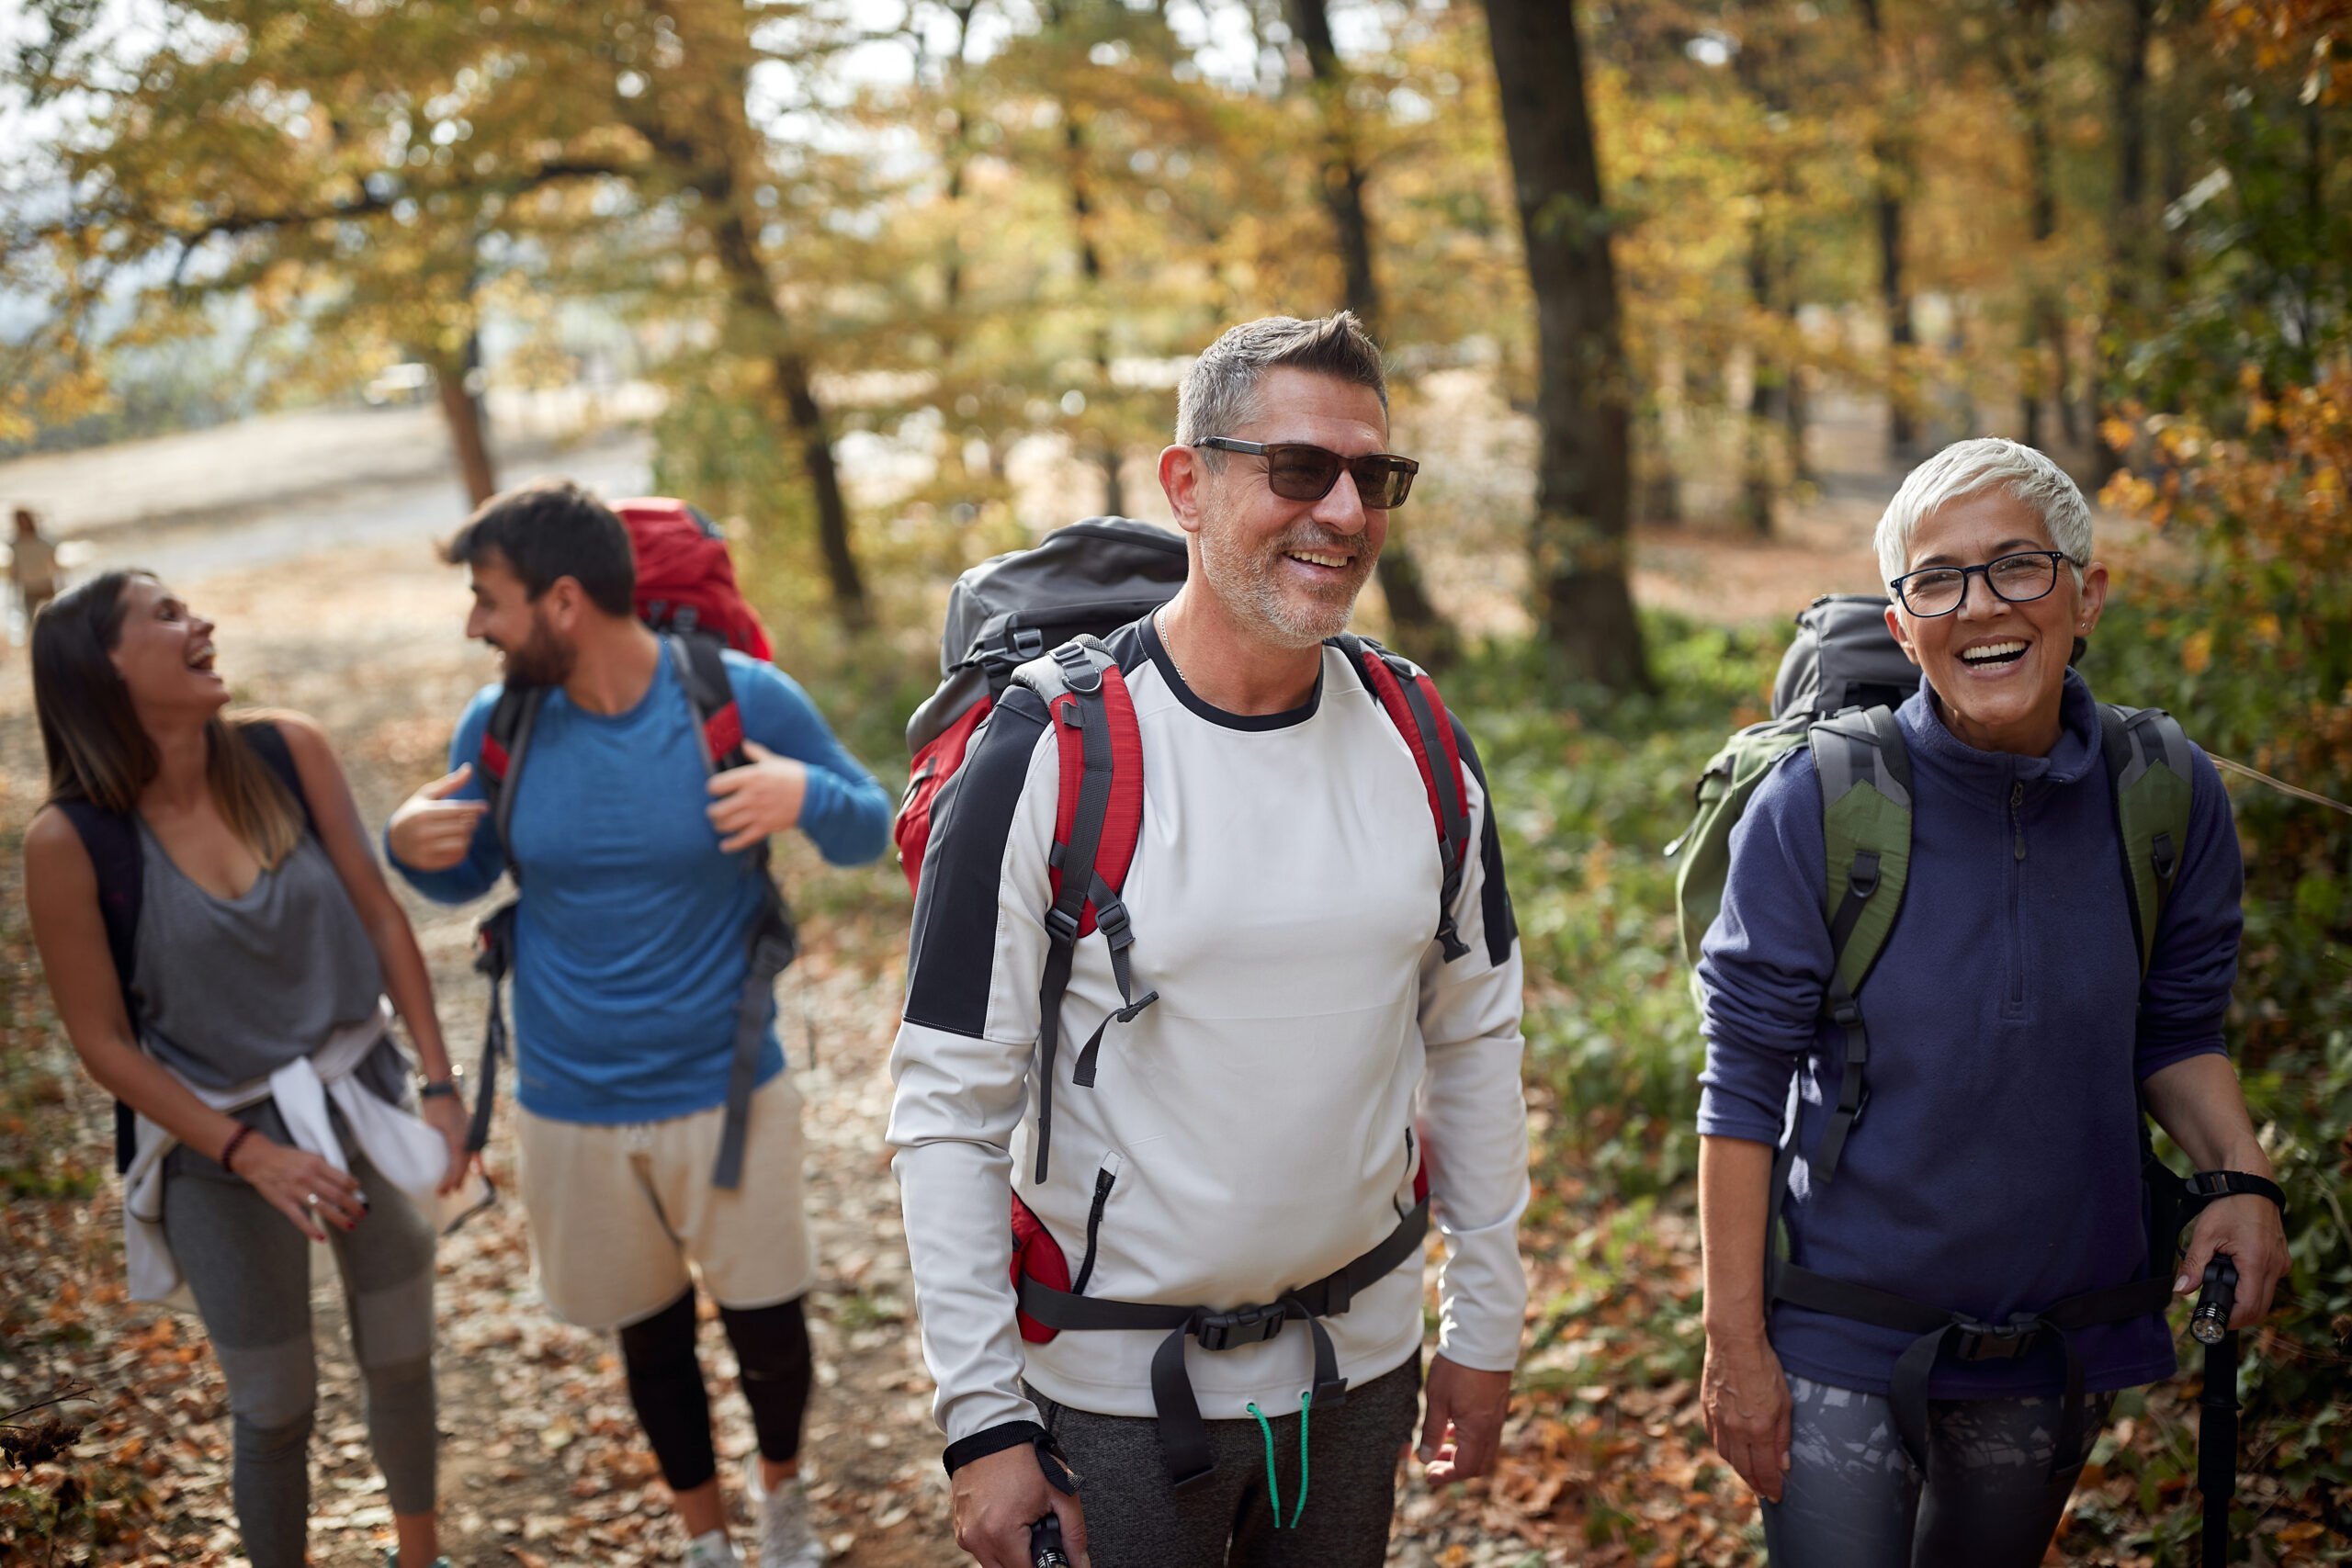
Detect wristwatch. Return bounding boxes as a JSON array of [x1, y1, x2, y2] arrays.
[[419, 1078, 461, 1101]]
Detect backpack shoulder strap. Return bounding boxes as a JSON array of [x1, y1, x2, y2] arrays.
[[1008, 635, 1152, 1183], [668, 631, 751, 769], [2098, 704, 2196, 976], [476, 685, 547, 869], [57, 800, 145, 1175], [1332, 634, 1475, 962], [1801, 705, 1914, 1184], [240, 720, 318, 835], [662, 631, 798, 1190], [1807, 705, 1914, 995]]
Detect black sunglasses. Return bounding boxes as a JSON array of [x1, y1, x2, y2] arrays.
[[1194, 437, 1419, 509]]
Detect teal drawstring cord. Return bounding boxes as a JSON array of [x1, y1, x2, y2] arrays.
[[1244, 1393, 1315, 1529], [1293, 1388, 1312, 1527]]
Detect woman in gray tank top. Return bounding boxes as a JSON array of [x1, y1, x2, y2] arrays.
[[25, 571, 470, 1568]]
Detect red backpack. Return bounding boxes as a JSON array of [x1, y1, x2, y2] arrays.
[[897, 520, 1474, 1344], [615, 497, 774, 660]]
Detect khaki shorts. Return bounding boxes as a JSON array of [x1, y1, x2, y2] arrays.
[[514, 1073, 818, 1331]]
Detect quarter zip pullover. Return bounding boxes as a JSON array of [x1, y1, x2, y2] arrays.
[[1697, 672, 2243, 1399]]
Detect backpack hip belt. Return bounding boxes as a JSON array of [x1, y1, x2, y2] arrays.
[[1769, 1167, 2284, 1478], [1014, 1198, 1430, 1494]]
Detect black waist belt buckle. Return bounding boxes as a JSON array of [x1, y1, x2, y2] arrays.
[[1194, 1303, 1287, 1353], [1951, 1315, 2041, 1362]]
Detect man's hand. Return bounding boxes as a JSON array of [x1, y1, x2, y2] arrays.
[[950, 1444, 1089, 1568], [1701, 1327, 1791, 1503], [707, 739, 808, 852], [2177, 1192, 2290, 1331], [1417, 1355, 1511, 1483], [387, 764, 488, 871]]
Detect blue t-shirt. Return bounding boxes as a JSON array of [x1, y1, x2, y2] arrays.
[[1696, 671, 2243, 1400], [390, 646, 892, 1123]]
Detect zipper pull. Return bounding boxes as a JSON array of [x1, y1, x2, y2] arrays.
[[2010, 780, 2026, 860]]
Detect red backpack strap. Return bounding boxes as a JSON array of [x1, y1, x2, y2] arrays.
[[1335, 634, 1475, 962], [1010, 637, 1156, 1183]]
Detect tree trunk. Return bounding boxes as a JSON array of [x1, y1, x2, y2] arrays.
[[1060, 108, 1125, 518], [1290, 0, 1457, 670], [2097, 0, 2154, 478], [1740, 222, 1778, 536], [1485, 0, 1647, 692], [776, 352, 868, 627], [2015, 1, 2072, 452], [706, 203, 870, 626], [1859, 0, 1917, 457], [428, 332, 497, 506]]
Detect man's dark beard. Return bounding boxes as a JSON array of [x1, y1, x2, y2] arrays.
[[499, 612, 575, 689]]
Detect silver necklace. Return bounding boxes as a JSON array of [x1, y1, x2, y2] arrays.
[[1155, 606, 1187, 682]]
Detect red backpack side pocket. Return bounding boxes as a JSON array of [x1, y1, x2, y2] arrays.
[[896, 697, 992, 895], [1009, 1192, 1072, 1344]]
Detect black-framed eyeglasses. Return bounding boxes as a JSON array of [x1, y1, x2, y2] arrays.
[[1888, 550, 2072, 618], [1194, 437, 1419, 509]]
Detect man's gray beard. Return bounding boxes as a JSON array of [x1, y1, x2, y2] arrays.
[[1197, 517, 1370, 649]]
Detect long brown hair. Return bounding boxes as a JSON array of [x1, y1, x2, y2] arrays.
[[34, 570, 306, 870]]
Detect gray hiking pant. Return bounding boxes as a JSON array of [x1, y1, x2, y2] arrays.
[[1761, 1373, 2116, 1568], [163, 1145, 438, 1568], [1025, 1353, 1422, 1568]]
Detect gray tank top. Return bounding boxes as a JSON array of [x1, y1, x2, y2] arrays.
[[131, 824, 391, 1093]]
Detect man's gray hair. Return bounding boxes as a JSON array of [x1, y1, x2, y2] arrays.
[[1174, 311, 1388, 451], [1873, 437, 2094, 586]]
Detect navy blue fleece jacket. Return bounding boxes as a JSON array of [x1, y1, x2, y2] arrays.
[[1696, 671, 2243, 1398]]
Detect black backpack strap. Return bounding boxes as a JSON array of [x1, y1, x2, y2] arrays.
[[58, 800, 144, 1174], [665, 633, 798, 1190], [240, 719, 317, 835], [1015, 1199, 1428, 1492], [477, 685, 545, 870], [464, 685, 542, 1161]]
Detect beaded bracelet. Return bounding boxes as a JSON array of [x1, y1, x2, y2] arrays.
[[220, 1122, 257, 1175]]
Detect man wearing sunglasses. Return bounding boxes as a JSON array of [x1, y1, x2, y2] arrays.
[[892, 312, 1530, 1567]]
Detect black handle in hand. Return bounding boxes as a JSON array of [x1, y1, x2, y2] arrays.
[[1031, 1511, 1071, 1568], [2191, 1257, 2239, 1346]]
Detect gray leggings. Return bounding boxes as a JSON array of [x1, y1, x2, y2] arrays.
[[163, 1145, 437, 1568], [1026, 1354, 1423, 1568], [1762, 1374, 2116, 1568]]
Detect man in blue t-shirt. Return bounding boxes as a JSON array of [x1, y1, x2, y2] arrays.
[[386, 480, 891, 1568]]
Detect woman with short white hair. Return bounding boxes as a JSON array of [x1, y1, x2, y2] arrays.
[[1692, 438, 2289, 1564]]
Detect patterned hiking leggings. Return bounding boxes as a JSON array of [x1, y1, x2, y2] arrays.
[[1761, 1374, 2115, 1568]]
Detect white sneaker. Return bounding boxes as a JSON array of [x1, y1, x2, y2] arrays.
[[743, 1453, 827, 1568], [683, 1529, 742, 1568]]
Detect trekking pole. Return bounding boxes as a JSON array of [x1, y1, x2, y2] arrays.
[[1030, 1512, 1071, 1568], [2191, 1258, 2239, 1567]]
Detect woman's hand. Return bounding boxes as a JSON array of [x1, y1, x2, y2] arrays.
[[418, 1092, 471, 1194], [2177, 1192, 2290, 1331], [227, 1134, 366, 1242], [1702, 1327, 1792, 1503]]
